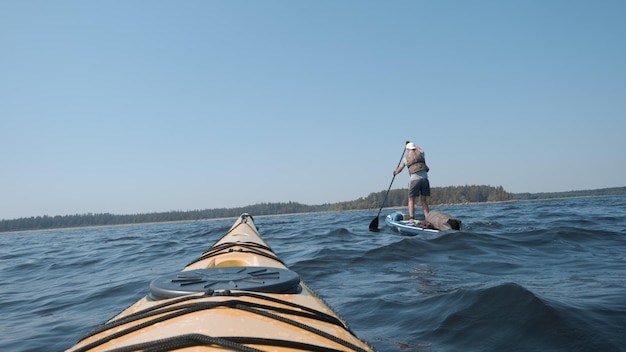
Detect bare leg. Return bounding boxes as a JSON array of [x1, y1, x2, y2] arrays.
[[420, 195, 429, 217], [408, 197, 415, 220]]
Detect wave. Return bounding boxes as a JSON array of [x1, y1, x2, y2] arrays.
[[367, 282, 623, 352]]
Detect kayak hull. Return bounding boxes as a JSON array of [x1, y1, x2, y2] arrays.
[[67, 213, 373, 352]]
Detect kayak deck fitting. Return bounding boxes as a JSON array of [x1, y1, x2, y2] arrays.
[[67, 213, 374, 352]]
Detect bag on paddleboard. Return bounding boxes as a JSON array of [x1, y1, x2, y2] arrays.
[[426, 210, 462, 230]]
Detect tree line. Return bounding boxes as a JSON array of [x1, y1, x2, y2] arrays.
[[329, 185, 512, 211], [0, 201, 330, 233], [2, 185, 623, 233], [512, 186, 626, 200]]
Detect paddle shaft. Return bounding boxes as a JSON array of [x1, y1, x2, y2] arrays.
[[376, 148, 406, 217], [369, 142, 408, 231]]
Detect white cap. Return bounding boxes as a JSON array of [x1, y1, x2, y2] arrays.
[[406, 142, 417, 150]]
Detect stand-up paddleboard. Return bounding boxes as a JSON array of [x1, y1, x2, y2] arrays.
[[384, 212, 441, 236]]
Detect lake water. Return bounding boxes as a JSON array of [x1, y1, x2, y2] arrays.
[[2, 196, 625, 351]]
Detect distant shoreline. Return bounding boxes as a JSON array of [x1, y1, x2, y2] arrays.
[[0, 210, 349, 235], [3, 194, 625, 234]]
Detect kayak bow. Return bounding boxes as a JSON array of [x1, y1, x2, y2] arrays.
[[67, 213, 374, 352]]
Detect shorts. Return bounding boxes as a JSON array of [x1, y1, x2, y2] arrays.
[[409, 178, 430, 197]]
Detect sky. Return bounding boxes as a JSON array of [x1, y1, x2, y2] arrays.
[[1, 1, 625, 220]]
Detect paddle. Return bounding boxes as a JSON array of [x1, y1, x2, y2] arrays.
[[369, 142, 409, 232]]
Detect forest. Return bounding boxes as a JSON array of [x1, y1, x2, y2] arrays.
[[2, 185, 624, 233], [329, 185, 511, 211]]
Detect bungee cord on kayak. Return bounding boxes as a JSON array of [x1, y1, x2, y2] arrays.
[[74, 294, 366, 352]]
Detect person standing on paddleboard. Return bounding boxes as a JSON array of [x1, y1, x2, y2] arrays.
[[393, 142, 430, 221]]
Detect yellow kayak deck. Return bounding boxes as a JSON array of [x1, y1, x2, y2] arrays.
[[67, 213, 374, 352]]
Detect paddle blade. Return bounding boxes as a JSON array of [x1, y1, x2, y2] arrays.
[[369, 217, 380, 232]]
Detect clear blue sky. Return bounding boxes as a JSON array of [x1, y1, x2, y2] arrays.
[[2, 1, 625, 220]]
